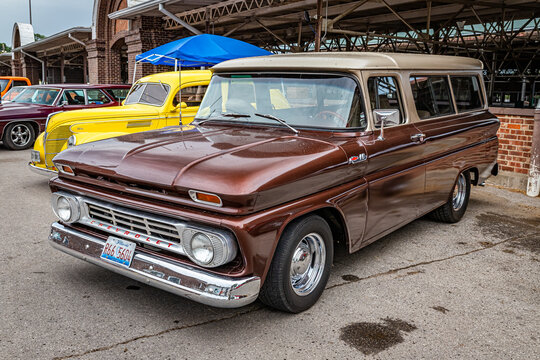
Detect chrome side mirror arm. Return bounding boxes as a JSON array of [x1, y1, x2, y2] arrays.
[[377, 116, 386, 141]]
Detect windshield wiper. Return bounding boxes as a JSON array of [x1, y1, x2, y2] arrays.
[[223, 113, 251, 118], [254, 113, 299, 134]]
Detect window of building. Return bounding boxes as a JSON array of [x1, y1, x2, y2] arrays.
[[62, 89, 86, 105], [367, 76, 404, 127], [450, 76, 483, 112], [87, 89, 111, 105], [410, 76, 455, 119]]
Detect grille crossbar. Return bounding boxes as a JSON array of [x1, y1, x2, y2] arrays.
[[87, 203, 182, 243]]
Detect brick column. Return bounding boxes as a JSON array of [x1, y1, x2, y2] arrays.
[[11, 57, 22, 77], [86, 39, 108, 84], [126, 16, 172, 83], [22, 56, 41, 84]]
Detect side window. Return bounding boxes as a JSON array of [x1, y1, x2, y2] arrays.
[[106, 88, 129, 102], [62, 89, 86, 105], [450, 76, 483, 112], [14, 80, 29, 87], [368, 76, 404, 127], [410, 76, 455, 119], [173, 85, 208, 107], [87, 89, 111, 105]]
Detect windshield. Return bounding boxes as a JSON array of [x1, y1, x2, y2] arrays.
[[124, 82, 170, 106], [0, 79, 9, 92], [2, 86, 24, 101], [196, 74, 365, 129], [11, 87, 60, 105]]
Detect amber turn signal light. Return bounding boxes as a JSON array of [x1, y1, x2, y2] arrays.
[[188, 190, 223, 207]]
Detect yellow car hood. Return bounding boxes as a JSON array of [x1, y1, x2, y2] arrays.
[[46, 104, 161, 130]]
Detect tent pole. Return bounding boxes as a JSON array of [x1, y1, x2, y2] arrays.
[[175, 59, 178, 72], [179, 61, 182, 125], [132, 61, 138, 84]]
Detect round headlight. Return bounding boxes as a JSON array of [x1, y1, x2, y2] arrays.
[[56, 196, 72, 222], [190, 233, 214, 265], [67, 135, 76, 147]]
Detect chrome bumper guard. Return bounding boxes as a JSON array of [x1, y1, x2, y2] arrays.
[[49, 222, 261, 308], [28, 162, 57, 177]]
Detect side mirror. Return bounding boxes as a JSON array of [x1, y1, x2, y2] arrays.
[[61, 100, 68, 106], [180, 102, 187, 109], [121, 100, 125, 106], [373, 109, 400, 141]]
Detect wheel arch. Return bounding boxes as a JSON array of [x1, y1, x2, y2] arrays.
[[1, 119, 40, 140]]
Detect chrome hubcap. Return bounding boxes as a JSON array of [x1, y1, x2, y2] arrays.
[[290, 232, 326, 296], [452, 173, 466, 210], [10, 124, 31, 147]]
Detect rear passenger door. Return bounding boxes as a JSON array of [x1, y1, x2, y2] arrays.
[[361, 74, 426, 244], [410, 74, 487, 214]]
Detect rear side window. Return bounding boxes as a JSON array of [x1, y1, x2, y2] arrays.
[[14, 80, 29, 87], [106, 88, 129, 101], [410, 76, 454, 119], [367, 76, 404, 126], [451, 76, 483, 112], [173, 85, 208, 107], [87, 89, 111, 105]]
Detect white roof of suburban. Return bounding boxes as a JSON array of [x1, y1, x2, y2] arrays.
[[213, 52, 483, 72]]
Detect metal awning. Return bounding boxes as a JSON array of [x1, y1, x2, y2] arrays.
[[12, 27, 91, 55], [108, 0, 222, 20]]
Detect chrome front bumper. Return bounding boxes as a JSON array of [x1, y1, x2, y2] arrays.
[[28, 162, 57, 177], [49, 222, 261, 308]]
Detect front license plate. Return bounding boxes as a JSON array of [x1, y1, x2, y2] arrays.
[[100, 237, 136, 268]]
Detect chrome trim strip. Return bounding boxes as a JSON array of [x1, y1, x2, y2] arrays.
[[49, 222, 260, 308], [28, 162, 57, 177]]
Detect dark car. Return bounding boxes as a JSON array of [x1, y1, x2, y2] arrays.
[[0, 84, 130, 150], [47, 53, 499, 312]]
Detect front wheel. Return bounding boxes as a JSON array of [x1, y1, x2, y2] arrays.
[[3, 122, 36, 150], [430, 171, 471, 223], [259, 215, 333, 313]]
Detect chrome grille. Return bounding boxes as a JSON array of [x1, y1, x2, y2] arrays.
[[86, 202, 182, 244], [44, 124, 72, 167]]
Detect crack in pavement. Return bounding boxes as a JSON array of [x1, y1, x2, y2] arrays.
[[326, 232, 540, 290], [53, 231, 538, 359], [52, 306, 262, 360]]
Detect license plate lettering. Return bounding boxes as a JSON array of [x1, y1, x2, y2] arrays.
[[100, 237, 136, 268]]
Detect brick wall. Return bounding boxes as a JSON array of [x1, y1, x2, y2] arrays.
[[489, 107, 534, 175]]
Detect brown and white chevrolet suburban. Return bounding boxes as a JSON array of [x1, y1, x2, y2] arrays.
[[47, 53, 499, 313]]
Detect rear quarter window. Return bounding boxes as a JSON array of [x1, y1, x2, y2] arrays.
[[410, 76, 455, 119], [450, 76, 483, 112]]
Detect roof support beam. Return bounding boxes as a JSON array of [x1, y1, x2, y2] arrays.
[[159, 3, 201, 35]]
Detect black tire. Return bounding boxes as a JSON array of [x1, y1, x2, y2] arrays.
[[3, 122, 36, 150], [259, 215, 333, 313], [430, 171, 471, 223]]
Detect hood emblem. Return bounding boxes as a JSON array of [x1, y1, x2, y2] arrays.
[[349, 153, 367, 164]]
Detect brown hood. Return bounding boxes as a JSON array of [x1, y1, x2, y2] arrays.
[[53, 124, 351, 212]]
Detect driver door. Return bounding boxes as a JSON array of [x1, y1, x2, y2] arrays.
[[361, 75, 426, 245]]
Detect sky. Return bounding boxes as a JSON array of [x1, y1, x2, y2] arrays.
[[0, 0, 95, 47]]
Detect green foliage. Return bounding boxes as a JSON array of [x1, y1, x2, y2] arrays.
[[0, 43, 11, 53], [34, 33, 46, 41]]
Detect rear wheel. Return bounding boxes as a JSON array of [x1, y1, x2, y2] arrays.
[[259, 215, 333, 313], [3, 122, 35, 150], [430, 171, 471, 223]]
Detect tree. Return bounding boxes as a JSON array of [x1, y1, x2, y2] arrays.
[[0, 43, 11, 53], [34, 33, 46, 41]]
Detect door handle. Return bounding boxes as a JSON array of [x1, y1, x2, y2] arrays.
[[411, 133, 426, 143]]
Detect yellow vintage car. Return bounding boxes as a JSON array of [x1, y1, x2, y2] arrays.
[[29, 70, 211, 175]]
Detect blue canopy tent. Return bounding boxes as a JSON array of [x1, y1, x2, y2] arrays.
[[133, 34, 271, 122]]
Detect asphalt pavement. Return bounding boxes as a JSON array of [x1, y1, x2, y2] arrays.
[[1, 147, 539, 360]]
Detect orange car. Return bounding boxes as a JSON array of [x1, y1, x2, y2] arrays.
[[0, 76, 31, 97]]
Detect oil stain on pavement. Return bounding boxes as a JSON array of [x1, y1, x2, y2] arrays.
[[340, 318, 417, 355]]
